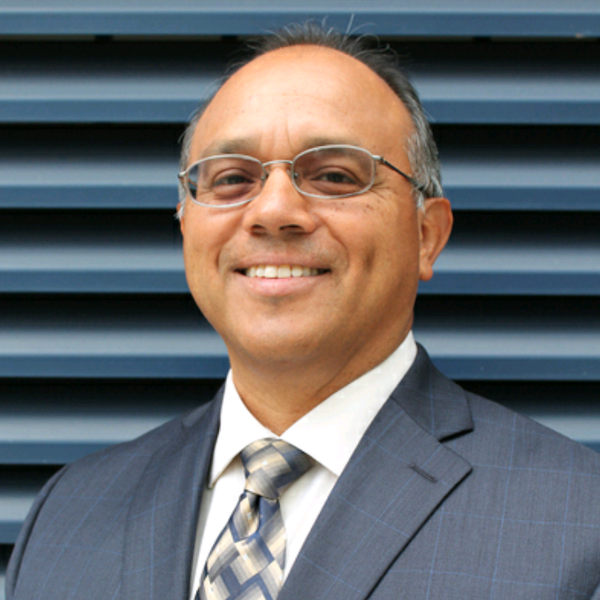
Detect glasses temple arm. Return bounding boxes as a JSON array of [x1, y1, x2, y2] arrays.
[[378, 157, 428, 195]]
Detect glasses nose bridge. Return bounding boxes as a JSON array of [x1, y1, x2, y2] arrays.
[[261, 158, 294, 175], [258, 159, 298, 193]]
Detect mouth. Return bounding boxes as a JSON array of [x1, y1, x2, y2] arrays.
[[240, 265, 329, 278]]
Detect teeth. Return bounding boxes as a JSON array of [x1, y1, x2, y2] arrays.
[[244, 265, 324, 278]]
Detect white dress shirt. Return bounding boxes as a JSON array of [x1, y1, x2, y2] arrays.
[[190, 332, 417, 598]]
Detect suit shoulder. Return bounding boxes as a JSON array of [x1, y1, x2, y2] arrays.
[[58, 399, 216, 487], [10, 399, 217, 527], [6, 399, 219, 599], [461, 390, 600, 475]]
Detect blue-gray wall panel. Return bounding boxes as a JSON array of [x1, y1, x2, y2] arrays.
[[3, 211, 598, 295], [1, 1, 600, 37], [2, 125, 599, 211], [1, 381, 599, 466], [4, 249, 599, 296], [0, 379, 218, 465], [0, 471, 53, 544], [2, 42, 600, 125], [0, 295, 597, 379], [4, 93, 599, 127], [1, 326, 597, 380], [2, 5, 600, 576], [0, 443, 119, 466], [4, 183, 600, 212]]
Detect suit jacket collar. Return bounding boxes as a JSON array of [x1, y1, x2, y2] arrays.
[[279, 345, 474, 600], [119, 346, 473, 600], [121, 387, 223, 600], [390, 344, 474, 442]]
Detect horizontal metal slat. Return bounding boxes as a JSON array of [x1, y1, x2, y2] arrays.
[[0, 379, 218, 465], [423, 212, 600, 295], [1, 42, 600, 125], [415, 296, 600, 380], [0, 211, 185, 293], [0, 548, 7, 600], [0, 41, 220, 124], [0, 210, 184, 292], [0, 443, 118, 466], [3, 387, 600, 543], [1, 175, 598, 213], [1, 125, 599, 211], [440, 143, 600, 211], [0, 296, 598, 380], [0, 470, 57, 544], [0, 322, 598, 380], [0, 126, 181, 209], [2, 211, 600, 295], [1, 1, 600, 37], [0, 41, 225, 124], [5, 244, 599, 296], [1, 380, 598, 466], [0, 296, 229, 379]]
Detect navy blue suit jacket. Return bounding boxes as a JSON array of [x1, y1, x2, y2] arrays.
[[7, 347, 600, 599]]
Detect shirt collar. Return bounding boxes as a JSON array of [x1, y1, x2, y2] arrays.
[[209, 332, 417, 486]]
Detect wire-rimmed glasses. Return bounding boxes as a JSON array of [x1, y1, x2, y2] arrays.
[[178, 144, 426, 208]]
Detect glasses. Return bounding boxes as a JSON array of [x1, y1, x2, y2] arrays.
[[178, 144, 426, 208]]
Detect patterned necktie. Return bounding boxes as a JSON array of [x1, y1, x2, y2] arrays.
[[197, 439, 313, 600]]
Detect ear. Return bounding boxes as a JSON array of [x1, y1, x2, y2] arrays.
[[418, 197, 453, 282], [177, 202, 185, 235]]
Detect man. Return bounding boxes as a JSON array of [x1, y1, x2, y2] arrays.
[[7, 23, 600, 600]]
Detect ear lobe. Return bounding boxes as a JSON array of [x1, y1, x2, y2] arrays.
[[418, 197, 453, 282]]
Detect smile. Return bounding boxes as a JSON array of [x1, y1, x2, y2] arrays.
[[243, 265, 328, 278]]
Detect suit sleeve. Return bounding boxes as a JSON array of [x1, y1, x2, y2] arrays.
[[5, 466, 69, 600]]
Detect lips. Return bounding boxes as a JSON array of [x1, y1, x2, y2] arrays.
[[243, 265, 328, 278]]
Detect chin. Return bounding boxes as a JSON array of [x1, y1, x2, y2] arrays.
[[231, 328, 328, 366]]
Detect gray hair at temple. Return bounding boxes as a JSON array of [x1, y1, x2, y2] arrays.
[[177, 22, 443, 219]]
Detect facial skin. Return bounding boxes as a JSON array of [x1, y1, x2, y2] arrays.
[[179, 45, 452, 433]]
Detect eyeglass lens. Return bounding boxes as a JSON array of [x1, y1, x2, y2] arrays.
[[186, 146, 375, 205]]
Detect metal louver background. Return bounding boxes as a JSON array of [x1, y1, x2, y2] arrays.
[[1, 1, 600, 594]]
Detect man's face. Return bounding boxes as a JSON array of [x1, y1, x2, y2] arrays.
[[180, 45, 449, 381]]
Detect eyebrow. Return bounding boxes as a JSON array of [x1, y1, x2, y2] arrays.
[[199, 136, 365, 159], [300, 136, 363, 150], [200, 138, 258, 158]]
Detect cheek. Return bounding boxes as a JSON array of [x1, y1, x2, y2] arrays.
[[371, 212, 421, 302], [181, 212, 235, 271], [181, 223, 226, 312], [344, 199, 418, 271], [182, 230, 210, 278]]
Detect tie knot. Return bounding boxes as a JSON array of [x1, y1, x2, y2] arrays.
[[241, 439, 313, 500]]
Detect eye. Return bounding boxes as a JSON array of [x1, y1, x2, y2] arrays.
[[315, 170, 357, 184], [207, 167, 260, 201], [303, 166, 363, 195], [213, 171, 255, 188]]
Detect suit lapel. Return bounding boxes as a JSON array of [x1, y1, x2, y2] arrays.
[[121, 389, 223, 600], [280, 347, 474, 600]]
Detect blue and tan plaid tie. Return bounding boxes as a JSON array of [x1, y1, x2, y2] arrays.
[[197, 439, 313, 600]]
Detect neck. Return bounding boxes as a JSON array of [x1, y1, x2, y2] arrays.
[[228, 329, 411, 435]]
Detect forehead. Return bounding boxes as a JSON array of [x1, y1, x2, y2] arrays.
[[191, 45, 414, 162]]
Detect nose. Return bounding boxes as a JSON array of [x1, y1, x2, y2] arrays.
[[241, 163, 318, 237]]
